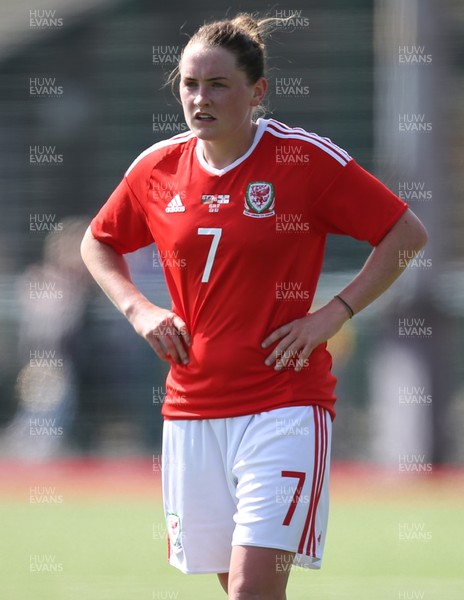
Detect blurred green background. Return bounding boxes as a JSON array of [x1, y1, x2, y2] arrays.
[[1, 460, 463, 599]]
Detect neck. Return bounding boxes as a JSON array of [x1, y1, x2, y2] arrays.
[[201, 122, 257, 170]]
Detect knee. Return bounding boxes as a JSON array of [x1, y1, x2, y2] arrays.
[[228, 581, 285, 600]]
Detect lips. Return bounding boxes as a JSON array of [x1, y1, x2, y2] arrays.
[[194, 112, 216, 122]]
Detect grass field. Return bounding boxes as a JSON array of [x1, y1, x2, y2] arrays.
[[1, 459, 463, 600]]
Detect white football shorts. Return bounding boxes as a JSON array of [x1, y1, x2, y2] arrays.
[[161, 405, 332, 574]]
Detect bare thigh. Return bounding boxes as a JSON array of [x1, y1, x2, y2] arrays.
[[217, 545, 294, 599]]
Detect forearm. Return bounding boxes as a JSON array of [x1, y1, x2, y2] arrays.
[[81, 226, 190, 363], [334, 208, 428, 317], [80, 226, 152, 321]]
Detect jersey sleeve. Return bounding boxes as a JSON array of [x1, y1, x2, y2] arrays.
[[90, 176, 154, 254], [310, 159, 408, 246]]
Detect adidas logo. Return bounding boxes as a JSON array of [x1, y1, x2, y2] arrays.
[[165, 194, 186, 213]]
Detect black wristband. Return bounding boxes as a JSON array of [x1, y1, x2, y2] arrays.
[[334, 294, 354, 318]]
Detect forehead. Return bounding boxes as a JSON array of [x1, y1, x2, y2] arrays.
[[180, 43, 241, 78]]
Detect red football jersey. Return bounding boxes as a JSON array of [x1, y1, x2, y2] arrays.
[[91, 118, 407, 420]]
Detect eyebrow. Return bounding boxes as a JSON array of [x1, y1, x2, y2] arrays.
[[182, 76, 230, 82]]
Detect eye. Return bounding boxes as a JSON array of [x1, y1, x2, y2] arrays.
[[183, 80, 197, 89], [212, 81, 226, 88]]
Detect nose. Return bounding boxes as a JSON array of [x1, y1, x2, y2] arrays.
[[194, 86, 210, 107]]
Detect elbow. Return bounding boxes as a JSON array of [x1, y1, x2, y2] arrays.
[[398, 208, 429, 252], [80, 226, 95, 265], [411, 220, 429, 252], [379, 209, 429, 258]]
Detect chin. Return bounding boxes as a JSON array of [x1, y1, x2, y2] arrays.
[[192, 128, 220, 141]]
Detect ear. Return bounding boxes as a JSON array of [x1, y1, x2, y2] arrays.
[[250, 77, 268, 107]]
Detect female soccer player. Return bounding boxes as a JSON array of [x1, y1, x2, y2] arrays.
[[81, 13, 428, 600]]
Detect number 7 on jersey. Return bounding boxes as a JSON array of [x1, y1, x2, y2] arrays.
[[198, 228, 222, 283]]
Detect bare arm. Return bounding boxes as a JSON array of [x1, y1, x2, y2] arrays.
[[332, 208, 428, 315], [80, 226, 190, 364], [262, 208, 428, 371]]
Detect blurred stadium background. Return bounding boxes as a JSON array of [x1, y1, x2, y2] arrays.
[[0, 0, 463, 598], [1, 0, 463, 463]]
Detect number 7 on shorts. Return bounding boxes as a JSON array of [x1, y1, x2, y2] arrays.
[[281, 471, 306, 526]]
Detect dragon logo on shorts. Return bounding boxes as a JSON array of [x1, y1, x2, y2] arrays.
[[244, 181, 275, 218], [166, 512, 182, 552]]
